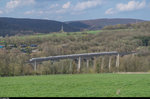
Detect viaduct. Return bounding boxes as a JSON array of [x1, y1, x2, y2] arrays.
[[29, 51, 136, 73]]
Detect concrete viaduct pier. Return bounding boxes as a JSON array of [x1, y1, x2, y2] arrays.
[[29, 51, 136, 73]]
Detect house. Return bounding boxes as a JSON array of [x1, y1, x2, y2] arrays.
[[30, 44, 37, 47], [21, 44, 27, 48]]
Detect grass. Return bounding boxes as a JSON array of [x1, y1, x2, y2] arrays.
[[9, 30, 103, 40], [4, 29, 134, 42], [0, 74, 150, 97]]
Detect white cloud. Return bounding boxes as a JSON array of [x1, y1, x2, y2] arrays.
[[24, 10, 44, 15], [6, 0, 35, 9], [105, 0, 146, 15], [105, 8, 115, 15], [52, 2, 71, 14], [62, 2, 71, 9], [117, 0, 146, 11], [73, 0, 102, 11], [6, 0, 20, 9], [54, 0, 103, 15], [24, 0, 103, 15], [0, 10, 3, 14]]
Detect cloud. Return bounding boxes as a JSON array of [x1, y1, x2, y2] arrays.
[[105, 8, 116, 15], [6, 0, 35, 9], [117, 0, 146, 11], [25, 0, 103, 16], [24, 0, 103, 16], [54, 0, 103, 15], [6, 0, 20, 9], [62, 2, 71, 9], [105, 0, 146, 15], [24, 10, 44, 15], [0, 10, 3, 14], [73, 0, 102, 11]]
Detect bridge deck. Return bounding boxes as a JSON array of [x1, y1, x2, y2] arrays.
[[29, 51, 136, 63]]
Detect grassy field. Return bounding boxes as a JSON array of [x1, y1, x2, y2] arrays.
[[0, 74, 150, 97], [11, 30, 103, 40], [8, 29, 136, 41]]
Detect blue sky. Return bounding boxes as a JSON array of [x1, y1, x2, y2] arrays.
[[0, 0, 149, 22]]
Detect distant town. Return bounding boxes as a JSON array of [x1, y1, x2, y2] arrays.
[[0, 41, 38, 53]]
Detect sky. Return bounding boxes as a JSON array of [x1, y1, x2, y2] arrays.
[[0, 0, 149, 22]]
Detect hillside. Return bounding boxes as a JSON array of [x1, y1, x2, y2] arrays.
[[0, 17, 146, 36], [102, 21, 150, 30], [66, 18, 145, 30], [0, 17, 80, 36], [0, 21, 150, 76]]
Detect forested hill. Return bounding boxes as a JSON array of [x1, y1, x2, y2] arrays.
[[66, 18, 145, 30], [0, 17, 80, 36], [0, 17, 146, 36]]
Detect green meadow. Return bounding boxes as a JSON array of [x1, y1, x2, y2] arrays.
[[0, 74, 150, 97], [11, 30, 103, 40]]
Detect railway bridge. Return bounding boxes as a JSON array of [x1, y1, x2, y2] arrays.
[[29, 51, 136, 73]]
